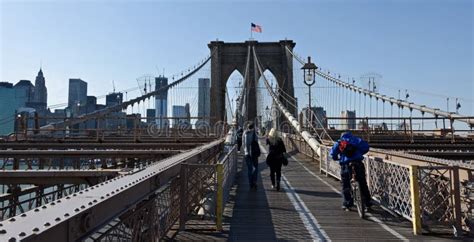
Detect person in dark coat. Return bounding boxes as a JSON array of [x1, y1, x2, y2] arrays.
[[265, 128, 286, 191], [236, 127, 243, 151], [242, 122, 260, 189]]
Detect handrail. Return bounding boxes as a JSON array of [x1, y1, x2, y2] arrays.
[[0, 139, 224, 241]]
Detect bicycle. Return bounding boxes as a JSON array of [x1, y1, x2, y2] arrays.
[[350, 163, 365, 218]]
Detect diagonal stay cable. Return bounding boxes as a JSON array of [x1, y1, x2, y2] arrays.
[[281, 47, 334, 143], [252, 46, 327, 156], [237, 45, 251, 120]]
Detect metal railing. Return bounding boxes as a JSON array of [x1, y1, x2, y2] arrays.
[[216, 144, 238, 230], [178, 144, 238, 231], [0, 184, 86, 220], [89, 143, 240, 241], [89, 178, 181, 241], [86, 141, 238, 241], [280, 132, 473, 237], [0, 139, 224, 241]]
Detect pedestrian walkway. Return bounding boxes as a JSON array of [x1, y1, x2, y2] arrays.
[[170, 140, 456, 241]]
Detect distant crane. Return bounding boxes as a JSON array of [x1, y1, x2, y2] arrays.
[[136, 74, 154, 95]]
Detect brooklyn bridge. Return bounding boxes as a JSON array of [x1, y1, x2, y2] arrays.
[[0, 40, 473, 241]]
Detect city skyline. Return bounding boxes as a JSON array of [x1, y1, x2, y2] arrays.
[[1, 0, 472, 116], [0, 2, 472, 240]]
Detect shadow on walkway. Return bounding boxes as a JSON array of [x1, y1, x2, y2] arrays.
[[228, 152, 278, 241]]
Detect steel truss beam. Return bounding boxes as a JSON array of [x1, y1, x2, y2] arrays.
[[0, 170, 121, 185], [0, 150, 180, 159], [0, 139, 223, 241], [0, 142, 203, 150]]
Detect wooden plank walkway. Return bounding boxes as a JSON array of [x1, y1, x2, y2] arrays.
[[169, 140, 458, 241]]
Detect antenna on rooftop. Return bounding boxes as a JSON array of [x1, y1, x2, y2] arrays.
[[155, 66, 161, 77], [112, 80, 116, 93]]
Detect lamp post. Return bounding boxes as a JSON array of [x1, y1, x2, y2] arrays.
[[301, 56, 318, 129]]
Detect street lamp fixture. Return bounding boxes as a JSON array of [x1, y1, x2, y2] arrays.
[[301, 56, 318, 129], [302, 56, 317, 87]]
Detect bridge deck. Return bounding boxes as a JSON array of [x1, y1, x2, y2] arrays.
[[169, 140, 456, 241]]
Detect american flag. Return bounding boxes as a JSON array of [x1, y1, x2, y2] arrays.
[[251, 23, 262, 33]]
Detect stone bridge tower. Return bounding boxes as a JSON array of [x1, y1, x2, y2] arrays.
[[208, 40, 296, 126]]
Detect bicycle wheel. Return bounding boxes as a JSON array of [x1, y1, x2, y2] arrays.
[[351, 180, 365, 218]]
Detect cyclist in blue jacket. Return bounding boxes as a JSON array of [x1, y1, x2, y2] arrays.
[[330, 131, 372, 211]]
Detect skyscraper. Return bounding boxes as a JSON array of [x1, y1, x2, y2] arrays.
[[155, 76, 168, 128], [146, 109, 156, 124], [33, 68, 47, 109], [299, 107, 327, 129], [172, 104, 190, 128], [104, 92, 124, 130], [197, 78, 210, 126], [14, 80, 34, 108], [0, 80, 41, 135], [185, 103, 191, 124], [68, 79, 88, 115], [341, 110, 356, 130], [85, 96, 97, 129], [106, 92, 123, 107], [0, 82, 16, 135]]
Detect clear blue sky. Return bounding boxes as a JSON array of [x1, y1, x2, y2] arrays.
[[1, 0, 473, 117]]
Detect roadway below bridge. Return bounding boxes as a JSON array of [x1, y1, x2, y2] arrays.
[[168, 140, 457, 241]]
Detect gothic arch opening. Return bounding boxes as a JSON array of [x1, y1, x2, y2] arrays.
[[208, 40, 296, 125], [225, 70, 244, 124], [254, 70, 279, 133]]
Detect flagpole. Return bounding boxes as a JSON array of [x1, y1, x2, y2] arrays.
[[250, 25, 253, 40]]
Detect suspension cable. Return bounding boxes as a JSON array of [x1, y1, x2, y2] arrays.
[[226, 86, 234, 122], [253, 46, 333, 144], [284, 46, 474, 127], [237, 45, 251, 121]]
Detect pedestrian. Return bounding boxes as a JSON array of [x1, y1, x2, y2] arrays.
[[242, 122, 260, 189], [265, 128, 287, 191], [330, 131, 372, 211], [236, 127, 243, 151]]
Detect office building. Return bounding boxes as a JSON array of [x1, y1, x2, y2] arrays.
[[68, 79, 88, 115], [32, 68, 47, 109], [155, 76, 168, 128], [341, 110, 356, 130], [146, 109, 156, 124], [21, 72, 48, 127], [103, 92, 124, 130], [106, 92, 123, 107], [172, 104, 191, 128], [198, 78, 210, 125], [126, 114, 141, 129], [0, 79, 42, 135], [13, 80, 35, 108], [85, 96, 97, 129], [0, 82, 16, 135], [299, 107, 327, 129]]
